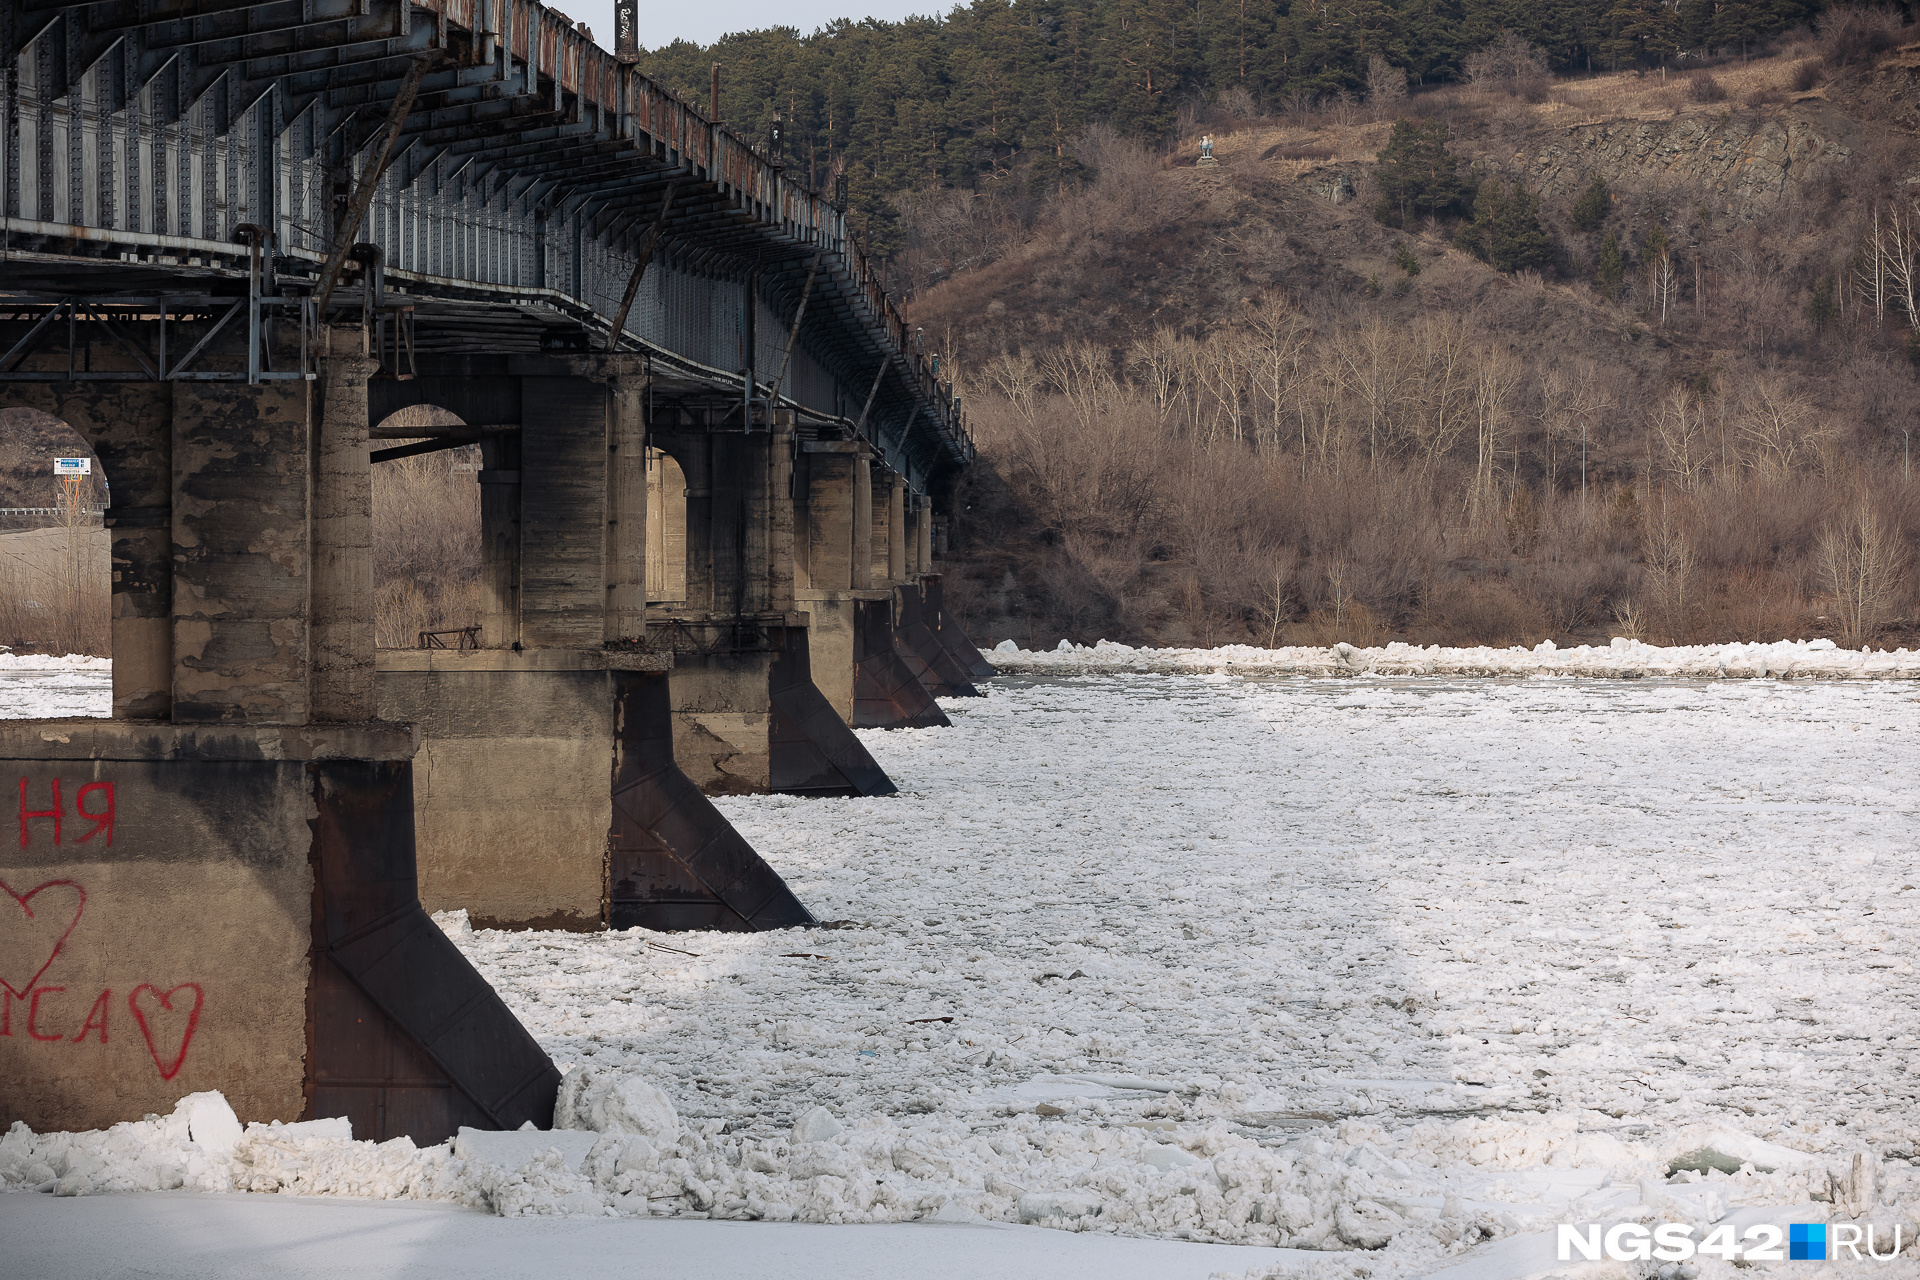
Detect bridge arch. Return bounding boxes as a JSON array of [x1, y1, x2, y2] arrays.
[[369, 405, 483, 649], [0, 409, 108, 660], [646, 447, 687, 605]]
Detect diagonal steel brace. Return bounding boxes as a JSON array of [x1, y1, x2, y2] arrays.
[[602, 179, 680, 351], [312, 55, 433, 325]]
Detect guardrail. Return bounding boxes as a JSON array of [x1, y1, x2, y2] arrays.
[[0, 0, 974, 478]]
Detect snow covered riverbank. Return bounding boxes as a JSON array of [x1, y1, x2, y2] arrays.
[[988, 637, 1920, 681], [0, 652, 110, 720], [5, 665, 1920, 1277]]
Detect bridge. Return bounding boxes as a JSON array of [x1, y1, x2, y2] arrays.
[[0, 0, 990, 1149]]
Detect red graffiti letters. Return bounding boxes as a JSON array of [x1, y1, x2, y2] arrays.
[[18, 778, 59, 847], [72, 988, 110, 1043], [8, 980, 204, 1077], [130, 983, 203, 1081], [27, 986, 64, 1040], [4, 859, 209, 1078], [15, 779, 113, 848], [0, 877, 86, 1000], [73, 783, 113, 846]]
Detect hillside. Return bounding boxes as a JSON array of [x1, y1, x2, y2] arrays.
[[906, 33, 1920, 652]]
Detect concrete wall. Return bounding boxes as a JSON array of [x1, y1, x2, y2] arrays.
[[667, 651, 773, 795], [519, 378, 611, 647], [170, 382, 314, 724], [0, 724, 380, 1132], [375, 650, 673, 931], [796, 592, 858, 720]]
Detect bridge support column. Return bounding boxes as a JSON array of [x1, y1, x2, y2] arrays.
[[2, 357, 557, 1144], [605, 372, 647, 643], [841, 465, 947, 727], [923, 571, 998, 682], [864, 475, 974, 703], [655, 427, 777, 794], [796, 443, 862, 721], [887, 473, 907, 585], [652, 417, 894, 798], [169, 381, 317, 723], [42, 382, 176, 720], [480, 431, 523, 649], [852, 452, 873, 591], [313, 338, 378, 722], [914, 497, 933, 575]]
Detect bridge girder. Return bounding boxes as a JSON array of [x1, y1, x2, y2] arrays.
[[0, 0, 973, 488]]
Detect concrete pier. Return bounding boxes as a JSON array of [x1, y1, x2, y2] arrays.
[[1, 339, 557, 1142]]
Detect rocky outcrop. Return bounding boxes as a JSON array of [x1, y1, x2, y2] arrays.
[[1524, 110, 1850, 216]]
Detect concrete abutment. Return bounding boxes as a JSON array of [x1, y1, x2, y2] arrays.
[[1, 348, 559, 1143]]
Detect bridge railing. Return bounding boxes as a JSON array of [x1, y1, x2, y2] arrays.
[[0, 0, 973, 467]]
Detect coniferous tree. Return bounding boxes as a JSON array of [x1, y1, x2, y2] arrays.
[[1602, 0, 1682, 67], [1490, 181, 1555, 273], [1597, 226, 1626, 299], [1571, 176, 1611, 232], [1456, 176, 1503, 261], [1806, 274, 1838, 331], [1373, 119, 1473, 229]]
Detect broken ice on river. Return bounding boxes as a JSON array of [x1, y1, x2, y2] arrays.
[[5, 655, 1920, 1278]]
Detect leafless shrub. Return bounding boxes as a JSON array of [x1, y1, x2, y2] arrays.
[[1284, 600, 1388, 647], [1218, 85, 1261, 120], [1641, 497, 1700, 643], [1687, 72, 1728, 103], [1055, 124, 1176, 240], [1464, 31, 1551, 99], [1414, 578, 1551, 646], [1818, 6, 1907, 66], [1789, 59, 1824, 91], [1326, 90, 1362, 127], [1696, 567, 1808, 641]]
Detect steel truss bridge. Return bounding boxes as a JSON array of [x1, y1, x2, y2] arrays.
[[0, 0, 970, 491]]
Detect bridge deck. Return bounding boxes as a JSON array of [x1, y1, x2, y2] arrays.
[[0, 0, 969, 491]]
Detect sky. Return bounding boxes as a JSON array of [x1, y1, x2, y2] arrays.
[[560, 0, 950, 49]]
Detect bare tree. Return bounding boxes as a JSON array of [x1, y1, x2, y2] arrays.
[[1469, 345, 1524, 523], [1366, 55, 1408, 108], [1818, 500, 1906, 648], [1463, 31, 1549, 97], [1041, 340, 1118, 431], [1252, 546, 1297, 647], [1196, 332, 1254, 445], [1651, 383, 1711, 491], [1855, 205, 1889, 324], [1735, 375, 1828, 476], [1880, 202, 1920, 329], [1218, 85, 1260, 120], [1126, 328, 1182, 426], [1335, 319, 1414, 467], [1241, 298, 1312, 451], [1409, 316, 1473, 478], [1642, 498, 1697, 643], [981, 348, 1043, 425]]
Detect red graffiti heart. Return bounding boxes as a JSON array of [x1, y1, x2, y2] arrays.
[[0, 877, 86, 1000], [129, 983, 204, 1082]]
